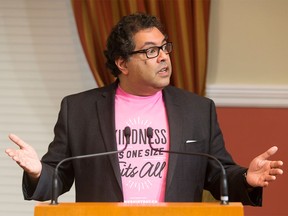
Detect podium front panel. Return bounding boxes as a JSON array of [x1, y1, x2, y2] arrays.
[[35, 202, 244, 216]]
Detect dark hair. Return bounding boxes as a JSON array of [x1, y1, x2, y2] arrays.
[[104, 13, 167, 77]]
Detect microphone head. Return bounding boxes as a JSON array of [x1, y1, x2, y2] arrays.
[[147, 127, 153, 138], [124, 126, 131, 137], [124, 126, 131, 145]]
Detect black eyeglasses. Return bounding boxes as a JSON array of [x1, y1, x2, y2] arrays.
[[129, 42, 173, 59]]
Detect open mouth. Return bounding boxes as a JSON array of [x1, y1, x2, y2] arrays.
[[158, 67, 168, 74]]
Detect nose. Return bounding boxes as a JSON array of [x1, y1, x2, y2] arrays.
[[157, 49, 169, 63]]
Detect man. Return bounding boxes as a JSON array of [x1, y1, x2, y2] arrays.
[[5, 13, 283, 205]]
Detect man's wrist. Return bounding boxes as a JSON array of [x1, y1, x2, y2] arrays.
[[243, 172, 254, 192]]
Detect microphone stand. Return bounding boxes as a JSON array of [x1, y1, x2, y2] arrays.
[[50, 126, 131, 205], [146, 127, 229, 205]]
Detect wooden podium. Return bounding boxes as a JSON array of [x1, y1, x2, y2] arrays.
[[34, 202, 244, 216]]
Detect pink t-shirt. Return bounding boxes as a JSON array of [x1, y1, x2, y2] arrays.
[[115, 86, 170, 203]]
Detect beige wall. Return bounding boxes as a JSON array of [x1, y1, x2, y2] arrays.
[[207, 0, 288, 86], [0, 1, 95, 215]]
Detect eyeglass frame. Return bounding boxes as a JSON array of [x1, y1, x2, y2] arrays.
[[128, 42, 173, 59]]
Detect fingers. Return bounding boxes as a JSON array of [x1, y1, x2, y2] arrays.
[[6, 133, 27, 159], [5, 134, 42, 178], [265, 175, 276, 182], [269, 160, 284, 176], [269, 168, 283, 176], [5, 148, 23, 164], [247, 147, 283, 188], [6, 133, 31, 165], [5, 146, 40, 175], [263, 160, 284, 187], [258, 146, 278, 160], [257, 171, 279, 188], [8, 133, 29, 149], [5, 148, 16, 158], [5, 145, 20, 159], [270, 160, 284, 169]]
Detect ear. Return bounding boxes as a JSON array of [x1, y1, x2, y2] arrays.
[[115, 57, 129, 75]]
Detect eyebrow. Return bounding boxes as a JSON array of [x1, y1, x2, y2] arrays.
[[139, 38, 167, 49]]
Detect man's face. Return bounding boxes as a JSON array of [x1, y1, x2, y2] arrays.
[[118, 27, 172, 96]]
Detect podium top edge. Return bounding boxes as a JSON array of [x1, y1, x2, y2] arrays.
[[35, 202, 243, 207]]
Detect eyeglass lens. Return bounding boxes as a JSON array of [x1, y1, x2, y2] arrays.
[[147, 43, 172, 58]]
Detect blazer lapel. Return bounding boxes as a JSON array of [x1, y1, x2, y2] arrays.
[[163, 87, 183, 192], [96, 83, 123, 191]]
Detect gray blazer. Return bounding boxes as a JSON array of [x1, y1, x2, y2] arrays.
[[23, 81, 262, 205]]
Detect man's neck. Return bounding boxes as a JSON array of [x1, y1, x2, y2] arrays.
[[118, 82, 162, 97]]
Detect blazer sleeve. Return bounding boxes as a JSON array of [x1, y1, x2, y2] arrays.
[[22, 97, 74, 201], [204, 100, 262, 206]]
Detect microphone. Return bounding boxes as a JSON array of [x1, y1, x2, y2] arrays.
[[50, 126, 131, 205], [146, 127, 229, 205]]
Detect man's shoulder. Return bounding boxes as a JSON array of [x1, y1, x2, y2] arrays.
[[164, 85, 212, 103], [63, 83, 116, 102], [163, 85, 216, 113]]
